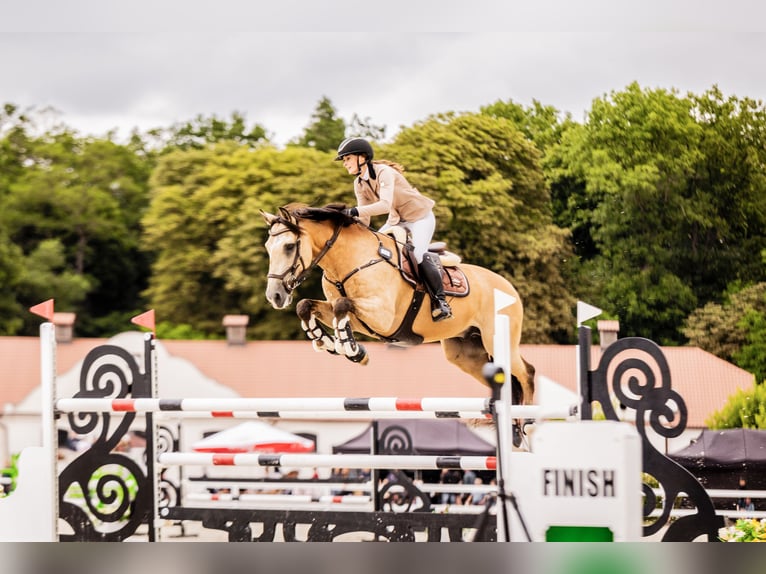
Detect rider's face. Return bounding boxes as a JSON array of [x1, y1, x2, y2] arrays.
[[341, 154, 362, 175]]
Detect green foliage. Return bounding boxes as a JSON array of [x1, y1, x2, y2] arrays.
[[719, 518, 766, 542], [347, 113, 386, 141], [155, 321, 218, 340], [683, 283, 766, 364], [734, 309, 766, 383], [549, 83, 766, 344], [0, 226, 24, 334], [17, 238, 92, 310], [481, 98, 575, 155], [706, 384, 766, 429], [0, 453, 19, 496], [385, 112, 574, 342], [150, 111, 269, 151], [0, 127, 152, 334], [293, 96, 346, 152]]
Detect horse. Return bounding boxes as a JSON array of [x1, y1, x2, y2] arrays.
[[260, 203, 536, 406]]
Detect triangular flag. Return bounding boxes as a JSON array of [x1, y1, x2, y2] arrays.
[[577, 301, 602, 326], [131, 309, 156, 334], [29, 299, 55, 322], [493, 288, 518, 314]]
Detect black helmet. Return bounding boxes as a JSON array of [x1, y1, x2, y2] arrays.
[[335, 137, 374, 161]]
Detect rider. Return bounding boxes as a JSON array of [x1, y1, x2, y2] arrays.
[[335, 137, 452, 322]]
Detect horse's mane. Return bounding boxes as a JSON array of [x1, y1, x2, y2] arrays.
[[283, 202, 357, 227]]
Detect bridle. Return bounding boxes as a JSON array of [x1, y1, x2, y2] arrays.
[[267, 216, 343, 293]]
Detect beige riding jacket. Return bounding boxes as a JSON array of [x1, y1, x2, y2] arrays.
[[353, 162, 435, 227]]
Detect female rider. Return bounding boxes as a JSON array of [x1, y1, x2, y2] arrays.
[[335, 137, 452, 322]]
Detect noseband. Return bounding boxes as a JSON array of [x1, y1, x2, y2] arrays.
[[267, 217, 343, 292]]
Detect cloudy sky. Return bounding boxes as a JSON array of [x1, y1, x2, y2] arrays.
[[2, 0, 765, 146]]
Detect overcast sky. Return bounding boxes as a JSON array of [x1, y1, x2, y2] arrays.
[[2, 1, 765, 146]]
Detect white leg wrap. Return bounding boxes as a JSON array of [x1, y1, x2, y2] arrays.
[[302, 317, 336, 353], [333, 316, 359, 357]]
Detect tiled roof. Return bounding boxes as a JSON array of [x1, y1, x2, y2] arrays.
[[0, 335, 755, 429]]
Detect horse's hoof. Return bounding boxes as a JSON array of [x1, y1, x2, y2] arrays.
[[346, 346, 368, 365]]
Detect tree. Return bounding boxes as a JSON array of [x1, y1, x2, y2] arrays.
[[148, 111, 269, 152], [293, 96, 346, 152], [549, 84, 715, 342], [0, 127, 152, 335], [683, 282, 766, 366], [481, 98, 574, 156], [347, 113, 386, 141], [0, 224, 24, 334], [735, 308, 766, 384], [707, 384, 766, 429], [384, 112, 574, 342]]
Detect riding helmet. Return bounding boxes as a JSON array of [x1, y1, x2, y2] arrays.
[[335, 137, 374, 161]]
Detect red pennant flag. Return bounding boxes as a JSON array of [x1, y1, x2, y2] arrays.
[[29, 299, 55, 321], [131, 309, 156, 334]]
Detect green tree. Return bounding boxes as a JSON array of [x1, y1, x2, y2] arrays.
[[549, 84, 704, 342], [16, 239, 91, 312], [481, 98, 574, 156], [149, 111, 269, 152], [550, 84, 766, 343], [734, 309, 766, 383], [682, 282, 766, 364], [0, 128, 152, 335], [687, 87, 766, 301], [0, 224, 24, 334], [293, 96, 346, 152], [347, 113, 386, 141], [384, 112, 574, 342], [707, 384, 766, 429]]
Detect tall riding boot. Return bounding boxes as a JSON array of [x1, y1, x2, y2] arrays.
[[419, 253, 453, 322]]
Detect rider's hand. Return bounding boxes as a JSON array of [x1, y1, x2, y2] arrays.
[[343, 207, 359, 218]]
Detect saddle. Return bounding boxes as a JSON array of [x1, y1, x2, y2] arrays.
[[384, 226, 470, 297]]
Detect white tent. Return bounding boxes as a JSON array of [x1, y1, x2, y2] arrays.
[[192, 421, 315, 454]]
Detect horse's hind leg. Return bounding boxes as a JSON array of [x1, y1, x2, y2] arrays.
[[296, 299, 338, 354], [441, 333, 491, 387]]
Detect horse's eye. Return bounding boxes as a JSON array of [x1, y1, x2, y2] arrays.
[[284, 243, 296, 254]]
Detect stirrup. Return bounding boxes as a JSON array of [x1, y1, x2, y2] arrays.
[[431, 300, 452, 322]]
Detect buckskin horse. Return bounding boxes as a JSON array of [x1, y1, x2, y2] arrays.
[[261, 203, 535, 406]]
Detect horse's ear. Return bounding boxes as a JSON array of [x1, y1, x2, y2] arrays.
[[259, 210, 276, 225], [278, 206, 292, 221]]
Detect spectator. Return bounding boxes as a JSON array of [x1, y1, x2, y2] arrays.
[[439, 468, 461, 504]]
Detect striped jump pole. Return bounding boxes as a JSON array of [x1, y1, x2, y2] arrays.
[[159, 453, 497, 471], [155, 410, 491, 420], [55, 397, 575, 420], [186, 493, 372, 505]]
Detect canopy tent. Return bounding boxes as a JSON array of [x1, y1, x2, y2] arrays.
[[332, 419, 495, 456], [668, 428, 766, 491], [192, 421, 315, 454]]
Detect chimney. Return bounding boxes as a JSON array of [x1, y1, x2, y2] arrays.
[[597, 320, 619, 350], [223, 314, 249, 346], [53, 312, 77, 344]]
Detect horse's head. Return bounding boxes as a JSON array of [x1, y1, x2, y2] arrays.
[[260, 205, 310, 309], [260, 203, 354, 309]]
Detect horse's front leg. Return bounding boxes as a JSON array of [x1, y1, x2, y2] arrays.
[[332, 297, 369, 365], [296, 299, 338, 354]]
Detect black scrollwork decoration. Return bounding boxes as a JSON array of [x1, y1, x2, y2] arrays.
[[379, 425, 413, 454], [583, 332, 723, 541], [156, 425, 181, 509], [58, 341, 153, 541]]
